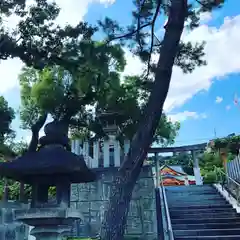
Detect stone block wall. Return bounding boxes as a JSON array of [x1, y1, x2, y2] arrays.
[[70, 165, 157, 239], [0, 202, 29, 240]]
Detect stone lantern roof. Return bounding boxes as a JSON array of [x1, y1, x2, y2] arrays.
[[0, 121, 96, 185], [96, 110, 123, 136]]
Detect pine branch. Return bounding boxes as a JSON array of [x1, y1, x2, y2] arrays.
[[145, 0, 162, 78]]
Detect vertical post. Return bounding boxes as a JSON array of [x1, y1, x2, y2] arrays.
[[104, 141, 110, 167], [83, 141, 89, 156], [114, 140, 121, 167], [83, 141, 89, 165], [76, 139, 81, 155], [192, 150, 203, 185], [124, 139, 130, 156], [93, 141, 99, 168], [71, 139, 75, 153], [155, 153, 160, 187]]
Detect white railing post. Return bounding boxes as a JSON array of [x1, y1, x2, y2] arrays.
[[93, 141, 99, 168], [71, 139, 76, 153], [103, 141, 110, 167], [124, 139, 130, 156], [114, 140, 120, 167], [76, 139, 81, 155], [83, 141, 89, 166]]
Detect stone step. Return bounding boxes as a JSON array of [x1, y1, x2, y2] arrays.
[[174, 228, 240, 237], [166, 192, 219, 197], [170, 211, 239, 219], [165, 186, 215, 191], [173, 222, 240, 230], [169, 198, 227, 203], [174, 235, 240, 239], [168, 201, 228, 207], [171, 217, 240, 225], [170, 208, 235, 215], [169, 204, 232, 211], [166, 189, 217, 193]]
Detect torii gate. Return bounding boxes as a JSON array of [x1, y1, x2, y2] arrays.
[[149, 143, 207, 186]]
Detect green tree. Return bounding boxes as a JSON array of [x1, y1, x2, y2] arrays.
[[19, 42, 126, 141], [166, 152, 194, 175], [95, 74, 180, 145], [0, 0, 97, 69], [0, 96, 15, 143], [199, 152, 223, 183], [0, 96, 16, 201], [97, 0, 225, 238]]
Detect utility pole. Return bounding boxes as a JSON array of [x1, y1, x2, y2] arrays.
[[214, 128, 217, 138]]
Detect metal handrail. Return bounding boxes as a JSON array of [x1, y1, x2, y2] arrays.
[[159, 174, 174, 240], [215, 167, 240, 204]]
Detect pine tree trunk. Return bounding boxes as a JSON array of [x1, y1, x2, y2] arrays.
[[100, 1, 187, 239]]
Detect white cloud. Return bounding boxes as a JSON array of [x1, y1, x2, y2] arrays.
[[123, 15, 240, 112], [199, 12, 212, 23], [168, 111, 207, 122], [226, 105, 231, 110], [0, 59, 23, 94], [0, 0, 115, 94], [215, 96, 223, 103], [54, 0, 115, 26]]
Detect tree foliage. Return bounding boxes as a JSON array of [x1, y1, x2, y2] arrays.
[[0, 0, 226, 238], [208, 134, 240, 155], [0, 96, 15, 143], [166, 152, 194, 175]]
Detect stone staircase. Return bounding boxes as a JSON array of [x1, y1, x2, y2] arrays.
[[165, 185, 240, 239]]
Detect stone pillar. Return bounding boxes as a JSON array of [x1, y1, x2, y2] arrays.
[[56, 182, 71, 208], [192, 150, 203, 185], [103, 141, 110, 167], [93, 141, 99, 168], [124, 139, 130, 156], [31, 184, 49, 207], [154, 153, 160, 187], [114, 140, 121, 167], [30, 225, 71, 240], [75, 139, 82, 155], [71, 140, 75, 153]]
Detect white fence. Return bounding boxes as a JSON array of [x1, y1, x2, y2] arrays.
[[71, 139, 130, 169], [227, 156, 240, 182]]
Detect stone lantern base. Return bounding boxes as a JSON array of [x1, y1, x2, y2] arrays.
[[14, 208, 82, 240]]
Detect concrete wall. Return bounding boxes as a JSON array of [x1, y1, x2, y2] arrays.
[[70, 165, 157, 239]]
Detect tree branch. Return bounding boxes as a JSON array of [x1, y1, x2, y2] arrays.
[[145, 0, 162, 78], [100, 0, 187, 239], [106, 22, 152, 44], [28, 113, 48, 152]]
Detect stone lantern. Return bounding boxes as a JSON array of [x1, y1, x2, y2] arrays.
[[97, 111, 122, 137], [0, 121, 96, 240]]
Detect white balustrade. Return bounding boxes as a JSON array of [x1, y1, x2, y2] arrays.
[[71, 138, 130, 169], [103, 141, 110, 167], [93, 141, 99, 168], [124, 139, 130, 156], [114, 140, 120, 167]]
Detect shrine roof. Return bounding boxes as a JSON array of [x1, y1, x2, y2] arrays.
[[160, 165, 187, 175]]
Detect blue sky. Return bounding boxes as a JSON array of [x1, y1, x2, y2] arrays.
[[1, 0, 240, 147]]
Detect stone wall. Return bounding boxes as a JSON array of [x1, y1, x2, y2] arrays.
[[70, 165, 157, 239], [0, 202, 29, 240]]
